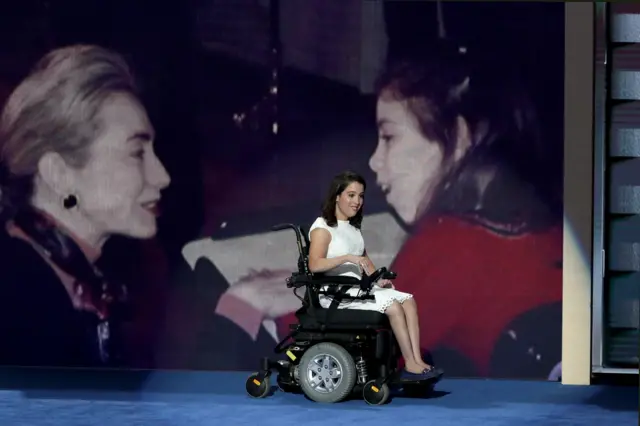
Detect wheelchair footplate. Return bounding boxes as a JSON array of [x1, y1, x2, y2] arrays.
[[391, 369, 443, 398], [391, 369, 444, 387], [396, 369, 444, 384]]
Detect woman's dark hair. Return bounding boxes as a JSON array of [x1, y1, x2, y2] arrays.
[[375, 42, 562, 233], [321, 171, 367, 229]]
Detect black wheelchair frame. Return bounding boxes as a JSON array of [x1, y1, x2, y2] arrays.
[[245, 223, 441, 405]]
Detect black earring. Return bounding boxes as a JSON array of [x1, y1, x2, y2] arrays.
[[63, 194, 78, 209]]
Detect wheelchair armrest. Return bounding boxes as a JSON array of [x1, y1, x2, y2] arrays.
[[286, 273, 312, 289], [286, 269, 398, 291], [311, 274, 375, 292], [311, 275, 361, 286], [312, 269, 399, 291], [286, 273, 361, 289], [318, 291, 375, 301]]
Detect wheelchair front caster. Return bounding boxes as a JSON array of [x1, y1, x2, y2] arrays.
[[246, 372, 271, 398], [363, 380, 390, 406]]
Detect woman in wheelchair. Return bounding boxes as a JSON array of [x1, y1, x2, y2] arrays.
[[308, 170, 441, 379]]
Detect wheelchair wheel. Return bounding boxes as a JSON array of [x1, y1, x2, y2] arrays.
[[246, 372, 271, 398], [299, 342, 356, 403], [363, 380, 390, 406]]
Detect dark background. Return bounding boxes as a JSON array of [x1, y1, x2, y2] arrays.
[[0, 0, 564, 246], [0, 1, 565, 375]]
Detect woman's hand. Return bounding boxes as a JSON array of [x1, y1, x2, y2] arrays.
[[223, 268, 302, 319], [346, 255, 375, 274], [377, 279, 394, 289]]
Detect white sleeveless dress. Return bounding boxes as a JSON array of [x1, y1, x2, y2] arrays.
[[309, 217, 413, 313]]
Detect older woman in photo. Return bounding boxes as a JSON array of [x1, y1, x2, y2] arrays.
[[0, 45, 171, 368]]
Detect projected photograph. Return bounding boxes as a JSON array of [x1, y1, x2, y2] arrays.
[[0, 1, 564, 380]]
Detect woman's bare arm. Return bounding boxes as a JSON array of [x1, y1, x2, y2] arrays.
[[308, 228, 351, 273], [362, 249, 376, 275], [362, 249, 393, 287]]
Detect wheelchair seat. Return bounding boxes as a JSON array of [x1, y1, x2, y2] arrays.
[[295, 305, 390, 330], [288, 269, 391, 331]]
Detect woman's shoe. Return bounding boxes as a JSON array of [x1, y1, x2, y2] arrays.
[[422, 366, 444, 379], [401, 369, 430, 380]]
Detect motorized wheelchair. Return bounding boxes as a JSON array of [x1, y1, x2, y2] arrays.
[[245, 223, 442, 405]]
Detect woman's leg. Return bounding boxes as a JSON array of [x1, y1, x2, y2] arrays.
[[385, 301, 424, 374], [401, 297, 432, 370]]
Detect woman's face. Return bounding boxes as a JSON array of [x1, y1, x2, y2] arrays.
[[369, 96, 446, 225], [69, 93, 171, 240], [335, 181, 365, 220]]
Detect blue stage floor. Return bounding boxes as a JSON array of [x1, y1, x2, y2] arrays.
[[0, 372, 636, 425]]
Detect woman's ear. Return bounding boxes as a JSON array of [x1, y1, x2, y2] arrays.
[[453, 116, 472, 163], [36, 152, 74, 197]]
